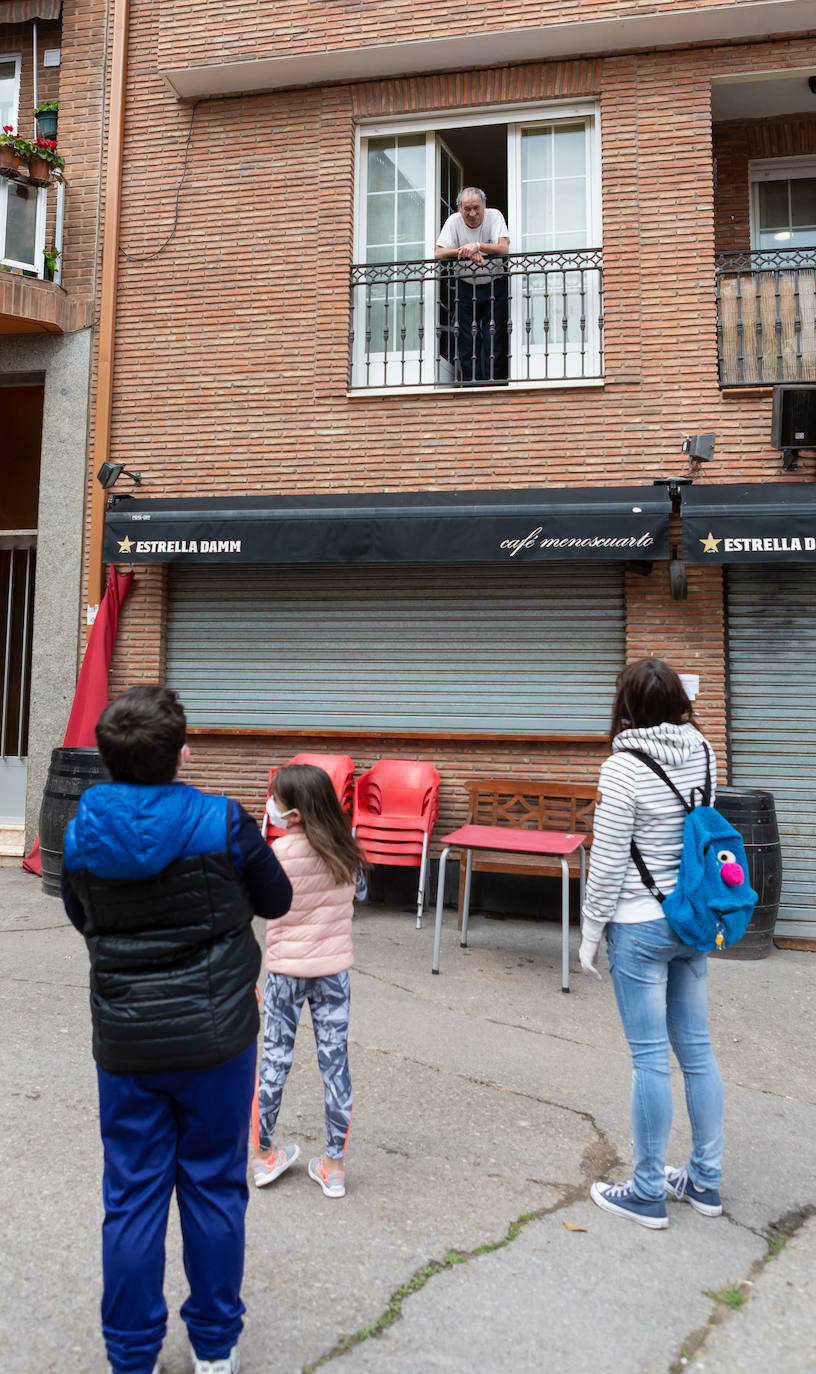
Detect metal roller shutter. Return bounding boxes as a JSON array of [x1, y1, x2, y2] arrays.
[[727, 565, 816, 937], [166, 562, 624, 734]]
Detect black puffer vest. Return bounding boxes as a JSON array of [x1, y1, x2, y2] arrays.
[[70, 851, 260, 1074]]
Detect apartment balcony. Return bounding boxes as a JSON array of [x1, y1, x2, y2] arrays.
[[0, 167, 78, 334], [349, 250, 604, 392], [716, 248, 816, 388]]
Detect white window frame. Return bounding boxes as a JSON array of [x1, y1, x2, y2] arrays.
[[352, 100, 602, 393], [0, 54, 21, 132], [749, 155, 816, 250], [0, 179, 47, 276]]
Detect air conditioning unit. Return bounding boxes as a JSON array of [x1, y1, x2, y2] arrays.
[[771, 384, 816, 451]]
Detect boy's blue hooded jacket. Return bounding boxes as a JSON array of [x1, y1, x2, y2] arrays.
[[63, 782, 291, 1074]]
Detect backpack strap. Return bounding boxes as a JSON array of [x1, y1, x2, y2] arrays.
[[620, 748, 693, 813], [619, 745, 708, 904]]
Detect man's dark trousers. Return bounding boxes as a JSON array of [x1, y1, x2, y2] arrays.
[[97, 1042, 256, 1374], [456, 277, 509, 382]]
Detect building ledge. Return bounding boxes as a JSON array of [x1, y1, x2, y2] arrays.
[[0, 275, 94, 336], [160, 0, 816, 98]]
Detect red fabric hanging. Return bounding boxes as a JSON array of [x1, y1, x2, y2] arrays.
[[22, 567, 134, 876]]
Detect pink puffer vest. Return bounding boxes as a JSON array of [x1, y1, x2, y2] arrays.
[[266, 830, 354, 977]]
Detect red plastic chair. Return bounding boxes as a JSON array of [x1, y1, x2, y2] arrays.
[[352, 760, 440, 927], [262, 753, 355, 843]]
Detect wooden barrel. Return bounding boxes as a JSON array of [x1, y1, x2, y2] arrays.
[[714, 786, 782, 960], [39, 747, 110, 897]]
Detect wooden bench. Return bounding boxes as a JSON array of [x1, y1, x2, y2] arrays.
[[457, 777, 596, 911]]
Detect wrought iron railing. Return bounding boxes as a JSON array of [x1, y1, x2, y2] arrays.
[[349, 249, 603, 389], [716, 247, 816, 386]]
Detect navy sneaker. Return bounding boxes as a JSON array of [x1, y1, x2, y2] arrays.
[[664, 1165, 722, 1217], [590, 1179, 668, 1229]]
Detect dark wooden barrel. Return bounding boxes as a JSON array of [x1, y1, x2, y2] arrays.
[[39, 747, 110, 897], [714, 786, 782, 960]]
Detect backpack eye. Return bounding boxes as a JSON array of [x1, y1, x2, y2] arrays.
[[717, 849, 736, 865]]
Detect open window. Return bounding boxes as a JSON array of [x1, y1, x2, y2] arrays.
[[351, 104, 602, 390]]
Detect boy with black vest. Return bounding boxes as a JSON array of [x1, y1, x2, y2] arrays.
[[61, 685, 292, 1374]]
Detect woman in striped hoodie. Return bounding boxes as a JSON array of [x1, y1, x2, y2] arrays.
[[580, 658, 724, 1230]]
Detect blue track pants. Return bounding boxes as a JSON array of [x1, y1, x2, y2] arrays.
[[96, 1041, 256, 1374]]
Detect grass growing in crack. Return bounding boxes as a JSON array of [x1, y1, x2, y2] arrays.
[[766, 1234, 789, 1259], [300, 1208, 545, 1372], [707, 1284, 746, 1310]]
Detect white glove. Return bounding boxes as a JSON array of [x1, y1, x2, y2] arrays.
[[579, 937, 602, 981]]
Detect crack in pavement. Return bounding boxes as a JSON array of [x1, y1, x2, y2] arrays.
[[349, 1034, 613, 1142], [301, 1137, 620, 1373], [666, 1203, 816, 1373]]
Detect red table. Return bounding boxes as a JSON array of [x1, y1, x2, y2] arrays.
[[431, 824, 587, 991]]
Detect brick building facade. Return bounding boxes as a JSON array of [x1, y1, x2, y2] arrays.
[[7, 0, 816, 931]]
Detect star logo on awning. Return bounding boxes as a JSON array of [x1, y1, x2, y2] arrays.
[[117, 536, 135, 554], [700, 531, 722, 554]]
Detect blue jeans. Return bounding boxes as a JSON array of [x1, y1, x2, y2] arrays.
[[97, 1042, 256, 1374], [607, 919, 723, 1202]]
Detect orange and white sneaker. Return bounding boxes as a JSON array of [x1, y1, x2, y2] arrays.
[[252, 1142, 299, 1188], [308, 1155, 345, 1198]]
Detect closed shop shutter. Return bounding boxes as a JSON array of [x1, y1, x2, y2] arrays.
[[166, 562, 624, 735], [727, 565, 816, 937]]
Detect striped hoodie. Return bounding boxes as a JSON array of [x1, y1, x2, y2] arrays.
[[581, 721, 716, 943]]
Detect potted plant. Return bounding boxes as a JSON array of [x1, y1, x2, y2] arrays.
[[28, 137, 64, 185], [0, 126, 33, 175], [43, 245, 60, 280], [34, 100, 58, 140]]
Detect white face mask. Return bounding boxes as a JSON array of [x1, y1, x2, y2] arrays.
[[266, 798, 297, 830]]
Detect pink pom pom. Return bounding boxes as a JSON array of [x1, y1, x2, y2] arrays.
[[720, 861, 744, 887]]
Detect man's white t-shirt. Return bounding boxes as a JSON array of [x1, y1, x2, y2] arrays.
[[437, 208, 510, 280]]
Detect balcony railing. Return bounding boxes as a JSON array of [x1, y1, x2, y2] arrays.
[[716, 248, 816, 387], [349, 249, 603, 390]]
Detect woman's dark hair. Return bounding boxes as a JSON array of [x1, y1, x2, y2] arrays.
[[273, 763, 364, 885], [96, 684, 187, 784], [609, 657, 696, 745]]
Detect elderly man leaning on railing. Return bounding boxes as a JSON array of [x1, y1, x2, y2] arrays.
[[434, 186, 510, 385]]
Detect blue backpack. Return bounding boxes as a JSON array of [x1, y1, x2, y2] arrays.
[[624, 745, 758, 953]]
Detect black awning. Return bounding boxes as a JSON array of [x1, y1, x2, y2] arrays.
[[682, 483, 816, 563], [103, 487, 671, 565]]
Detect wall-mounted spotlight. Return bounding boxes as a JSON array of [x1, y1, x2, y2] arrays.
[[96, 461, 142, 489], [682, 433, 716, 463]]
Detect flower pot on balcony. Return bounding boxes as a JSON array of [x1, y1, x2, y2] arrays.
[[34, 109, 58, 140], [0, 144, 23, 174], [27, 151, 51, 185]]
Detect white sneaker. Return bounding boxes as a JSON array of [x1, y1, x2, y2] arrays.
[[191, 1346, 240, 1373]]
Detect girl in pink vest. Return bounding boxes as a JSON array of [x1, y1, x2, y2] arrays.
[[253, 763, 364, 1199]]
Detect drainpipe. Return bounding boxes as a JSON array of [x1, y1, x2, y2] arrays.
[[86, 0, 129, 624], [32, 21, 37, 128]]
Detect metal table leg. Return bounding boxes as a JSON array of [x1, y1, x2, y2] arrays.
[[460, 848, 474, 947], [561, 855, 570, 993], [432, 845, 452, 974]]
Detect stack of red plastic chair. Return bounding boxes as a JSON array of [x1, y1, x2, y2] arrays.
[[262, 752, 355, 843], [352, 759, 440, 927]]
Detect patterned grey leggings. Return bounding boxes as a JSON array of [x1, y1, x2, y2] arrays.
[[258, 970, 353, 1158]]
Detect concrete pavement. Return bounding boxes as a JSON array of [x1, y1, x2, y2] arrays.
[[1, 868, 814, 1373]]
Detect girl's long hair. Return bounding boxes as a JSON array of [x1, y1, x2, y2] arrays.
[[273, 763, 364, 885], [609, 657, 697, 745]]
